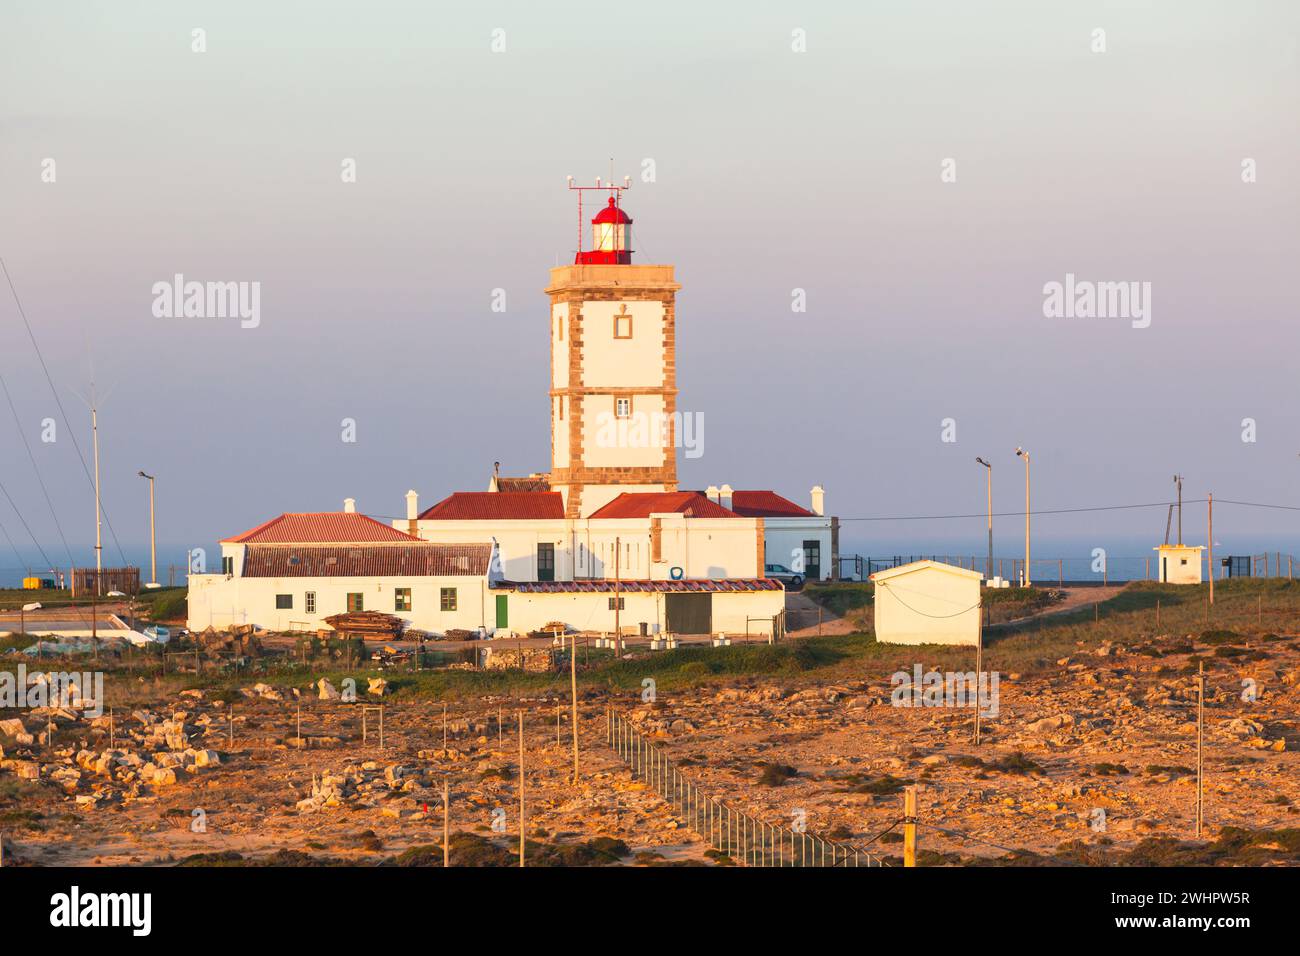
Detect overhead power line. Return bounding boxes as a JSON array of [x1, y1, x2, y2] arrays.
[[1215, 498, 1300, 513], [0, 474, 58, 572], [0, 514, 26, 573], [1, 257, 128, 566], [0, 369, 76, 564], [837, 499, 1205, 522]]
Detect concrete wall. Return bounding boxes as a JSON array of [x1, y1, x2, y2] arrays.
[[872, 564, 981, 646]]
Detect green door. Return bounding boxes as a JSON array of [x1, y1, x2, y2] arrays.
[[665, 593, 712, 634], [537, 543, 555, 582], [802, 540, 821, 581], [495, 594, 509, 628]]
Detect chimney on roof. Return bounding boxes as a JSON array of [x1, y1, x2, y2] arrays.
[[705, 484, 720, 504], [811, 485, 825, 516], [343, 497, 356, 513], [719, 484, 733, 511], [405, 490, 420, 536]]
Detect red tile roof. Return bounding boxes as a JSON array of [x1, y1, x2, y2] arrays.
[[587, 492, 739, 519], [241, 543, 491, 577], [222, 512, 418, 544], [728, 490, 815, 518], [419, 491, 565, 521]]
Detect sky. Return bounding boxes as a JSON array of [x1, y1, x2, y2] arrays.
[[1, 0, 1298, 577]]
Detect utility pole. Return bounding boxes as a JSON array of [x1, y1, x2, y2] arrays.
[[138, 471, 156, 586], [1174, 474, 1184, 546], [614, 536, 622, 655], [1195, 660, 1205, 839], [974, 602, 983, 746], [976, 458, 992, 581], [92, 404, 103, 593], [1207, 493, 1214, 605]]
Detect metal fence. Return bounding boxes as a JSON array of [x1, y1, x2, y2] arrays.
[[837, 552, 1300, 586], [606, 709, 887, 867]]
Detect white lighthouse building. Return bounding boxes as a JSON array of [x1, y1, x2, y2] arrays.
[[408, 183, 838, 587], [190, 180, 836, 640], [547, 196, 682, 517]]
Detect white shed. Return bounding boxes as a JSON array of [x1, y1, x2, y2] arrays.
[[870, 560, 983, 646], [1154, 544, 1204, 584]]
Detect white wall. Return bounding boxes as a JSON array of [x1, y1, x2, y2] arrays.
[[551, 302, 569, 470], [410, 520, 570, 581], [578, 299, 665, 389], [1156, 546, 1204, 584], [581, 395, 668, 469], [491, 587, 785, 639], [762, 517, 834, 581], [408, 514, 762, 582], [575, 516, 760, 580], [187, 573, 493, 634]]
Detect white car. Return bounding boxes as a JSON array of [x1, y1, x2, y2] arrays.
[[764, 563, 804, 589]]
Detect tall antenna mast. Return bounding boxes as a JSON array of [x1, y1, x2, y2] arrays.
[[74, 356, 111, 596], [1173, 474, 1183, 546], [92, 391, 103, 593]]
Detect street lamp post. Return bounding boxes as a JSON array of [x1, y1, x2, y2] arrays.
[[1015, 447, 1031, 587], [975, 458, 992, 581], [138, 471, 156, 587]]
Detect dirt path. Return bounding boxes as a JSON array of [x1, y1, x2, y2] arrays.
[[785, 592, 857, 638], [1001, 585, 1127, 626]]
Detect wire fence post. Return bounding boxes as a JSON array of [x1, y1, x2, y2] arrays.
[[518, 708, 526, 868], [904, 785, 918, 867], [1196, 661, 1205, 839], [442, 778, 450, 868]]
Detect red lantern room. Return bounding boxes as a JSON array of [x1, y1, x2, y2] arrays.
[[576, 196, 633, 265]]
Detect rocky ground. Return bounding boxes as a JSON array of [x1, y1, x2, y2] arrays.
[[0, 677, 709, 867], [623, 631, 1299, 864], [2, 600, 1298, 867]]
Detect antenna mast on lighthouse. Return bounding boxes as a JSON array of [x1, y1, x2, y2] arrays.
[[566, 166, 633, 264]]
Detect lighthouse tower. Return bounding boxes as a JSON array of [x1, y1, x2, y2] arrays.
[[546, 185, 681, 518]]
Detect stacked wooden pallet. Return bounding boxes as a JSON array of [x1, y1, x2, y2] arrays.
[[323, 611, 405, 639]]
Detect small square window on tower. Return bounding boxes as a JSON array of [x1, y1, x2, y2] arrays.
[[613, 306, 633, 339], [615, 397, 632, 418]]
